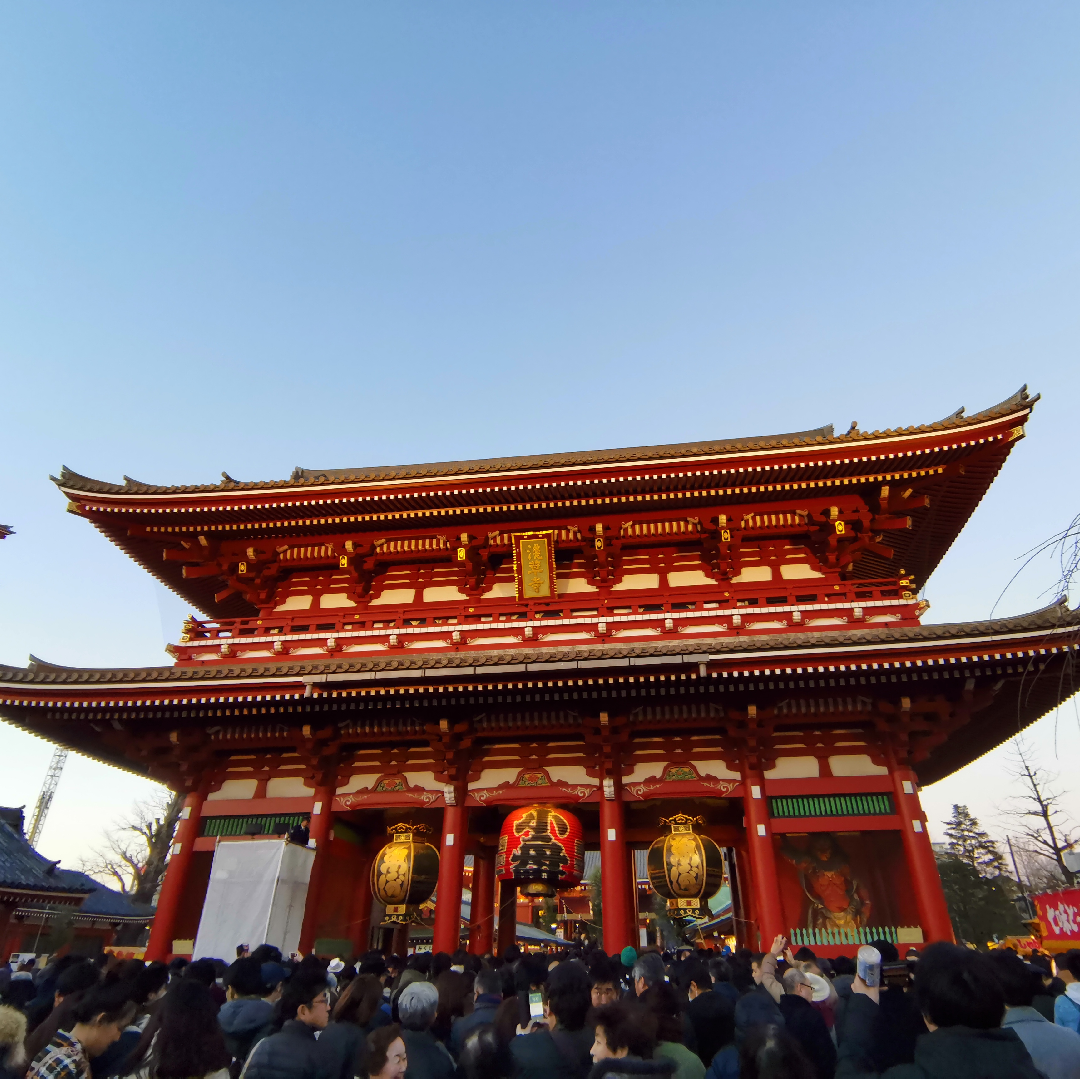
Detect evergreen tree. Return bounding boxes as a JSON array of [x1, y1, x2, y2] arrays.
[[937, 856, 1024, 945], [944, 804, 1009, 878]]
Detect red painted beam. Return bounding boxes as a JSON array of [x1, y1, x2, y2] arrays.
[[769, 814, 900, 833]]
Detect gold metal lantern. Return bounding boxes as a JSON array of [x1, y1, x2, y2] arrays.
[[647, 814, 725, 918], [370, 823, 440, 924]]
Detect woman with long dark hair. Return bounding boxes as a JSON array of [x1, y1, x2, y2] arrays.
[[23, 961, 101, 1072], [318, 975, 389, 1079], [124, 980, 230, 1079], [93, 965, 169, 1079], [431, 972, 469, 1049]]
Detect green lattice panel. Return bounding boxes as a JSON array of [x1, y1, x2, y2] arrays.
[[769, 792, 894, 818], [201, 813, 305, 838]]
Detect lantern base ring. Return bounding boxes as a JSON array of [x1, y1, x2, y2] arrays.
[[519, 881, 558, 898], [381, 903, 425, 926], [667, 898, 704, 915]]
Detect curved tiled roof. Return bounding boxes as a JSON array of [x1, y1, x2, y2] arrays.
[[52, 387, 1036, 496], [1, 599, 1075, 687], [53, 869, 154, 921], [0, 820, 93, 897]]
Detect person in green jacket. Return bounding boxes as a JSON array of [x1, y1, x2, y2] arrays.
[[639, 983, 704, 1079]]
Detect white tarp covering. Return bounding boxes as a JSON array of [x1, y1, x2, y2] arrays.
[[193, 839, 314, 960]]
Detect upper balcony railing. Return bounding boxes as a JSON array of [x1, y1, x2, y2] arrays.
[[168, 578, 923, 665]]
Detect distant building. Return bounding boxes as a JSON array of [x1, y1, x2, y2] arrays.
[[0, 807, 153, 957]]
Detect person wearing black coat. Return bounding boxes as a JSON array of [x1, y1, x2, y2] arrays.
[[676, 962, 734, 1067], [396, 983, 454, 1079], [3, 965, 36, 1010], [451, 969, 503, 1056], [776, 969, 835, 1079], [318, 975, 392, 1079], [512, 962, 596, 1079], [835, 943, 1044, 1079], [241, 974, 334, 1079], [288, 816, 311, 846]]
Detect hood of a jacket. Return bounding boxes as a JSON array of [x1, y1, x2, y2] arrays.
[[912, 1025, 1043, 1078], [218, 997, 274, 1035], [588, 1057, 677, 1079], [1067, 983, 1080, 1007], [1002, 1006, 1050, 1028]]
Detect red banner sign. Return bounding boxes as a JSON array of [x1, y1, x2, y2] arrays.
[[1034, 887, 1080, 943]]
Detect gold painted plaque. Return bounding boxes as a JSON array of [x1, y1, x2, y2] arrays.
[[512, 531, 557, 601]]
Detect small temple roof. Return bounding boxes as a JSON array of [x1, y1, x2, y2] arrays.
[[0, 814, 93, 904], [52, 387, 1036, 496], [50, 868, 154, 922]]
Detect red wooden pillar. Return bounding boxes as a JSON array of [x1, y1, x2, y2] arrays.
[[599, 771, 632, 954], [496, 879, 517, 956], [432, 792, 468, 954], [298, 782, 337, 954], [886, 747, 955, 944], [347, 849, 376, 959], [146, 782, 209, 962], [741, 766, 785, 949], [0, 903, 14, 960], [468, 849, 495, 955]]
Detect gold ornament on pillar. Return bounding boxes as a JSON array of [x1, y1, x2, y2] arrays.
[[647, 814, 725, 918], [371, 823, 440, 924]]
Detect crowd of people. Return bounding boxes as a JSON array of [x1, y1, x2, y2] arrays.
[[1, 936, 1079, 1079]]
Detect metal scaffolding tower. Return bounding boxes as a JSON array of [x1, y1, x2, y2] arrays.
[[27, 746, 68, 848]]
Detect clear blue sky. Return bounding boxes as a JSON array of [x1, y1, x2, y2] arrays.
[[1, 3, 1078, 870]]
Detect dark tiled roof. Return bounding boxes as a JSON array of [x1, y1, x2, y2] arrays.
[[53, 869, 153, 920], [52, 388, 1036, 496], [1, 599, 1076, 688], [0, 821, 93, 896]]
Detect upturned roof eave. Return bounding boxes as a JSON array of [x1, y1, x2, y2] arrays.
[[51, 387, 1037, 500]]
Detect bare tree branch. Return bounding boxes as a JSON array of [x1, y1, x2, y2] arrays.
[[77, 788, 184, 905], [990, 510, 1080, 617], [1003, 738, 1078, 887]]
